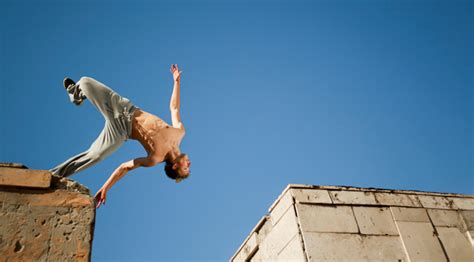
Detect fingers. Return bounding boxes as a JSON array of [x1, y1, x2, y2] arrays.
[[170, 64, 180, 71], [94, 190, 106, 209], [95, 197, 105, 209]]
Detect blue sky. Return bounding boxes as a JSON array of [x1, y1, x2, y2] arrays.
[[1, 0, 472, 260]]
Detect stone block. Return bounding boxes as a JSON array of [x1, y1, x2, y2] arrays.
[[416, 195, 456, 210], [329, 190, 377, 205], [391, 207, 430, 222], [436, 227, 474, 261], [303, 233, 408, 261], [374, 192, 421, 207], [460, 210, 474, 231], [249, 249, 263, 262], [269, 190, 294, 226], [353, 207, 398, 235], [296, 203, 358, 233], [257, 205, 300, 260], [427, 209, 464, 228], [277, 234, 306, 261], [290, 188, 332, 204], [460, 210, 474, 243], [0, 173, 94, 261], [449, 197, 474, 210], [0, 190, 93, 208], [0, 167, 51, 188], [396, 221, 446, 261]]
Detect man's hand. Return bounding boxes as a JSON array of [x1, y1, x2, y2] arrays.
[[94, 187, 108, 209], [170, 64, 182, 82]]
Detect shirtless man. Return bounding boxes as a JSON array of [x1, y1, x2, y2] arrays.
[[48, 64, 190, 209]]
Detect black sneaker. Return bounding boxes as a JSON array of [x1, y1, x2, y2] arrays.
[[63, 77, 76, 89], [63, 77, 86, 106]]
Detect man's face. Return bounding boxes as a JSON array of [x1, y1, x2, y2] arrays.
[[175, 154, 191, 177]]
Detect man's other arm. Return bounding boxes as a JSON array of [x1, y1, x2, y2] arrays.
[[103, 157, 157, 191]]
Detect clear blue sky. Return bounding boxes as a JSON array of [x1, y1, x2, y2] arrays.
[[1, 0, 472, 260]]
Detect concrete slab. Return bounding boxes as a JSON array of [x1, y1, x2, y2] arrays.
[[296, 203, 358, 233], [417, 195, 456, 210], [257, 205, 300, 260], [303, 233, 408, 261], [436, 227, 474, 261], [269, 190, 294, 226], [396, 221, 446, 261], [291, 188, 332, 204], [460, 210, 474, 231], [460, 210, 474, 243], [449, 197, 474, 210], [427, 209, 463, 228], [391, 207, 430, 222], [374, 192, 421, 207], [277, 234, 306, 261], [353, 207, 399, 235], [0, 167, 51, 188], [329, 190, 377, 205]]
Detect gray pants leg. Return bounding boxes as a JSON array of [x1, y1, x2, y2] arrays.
[[49, 76, 139, 177]]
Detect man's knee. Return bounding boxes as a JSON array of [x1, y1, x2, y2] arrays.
[[79, 76, 94, 86]]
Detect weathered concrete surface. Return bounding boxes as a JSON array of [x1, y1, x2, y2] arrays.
[[0, 166, 51, 188], [231, 184, 474, 262], [0, 163, 95, 261], [303, 233, 408, 261], [296, 204, 358, 233], [353, 207, 398, 236]]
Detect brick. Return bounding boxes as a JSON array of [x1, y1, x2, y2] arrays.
[[436, 227, 474, 261], [290, 188, 332, 204], [353, 207, 398, 235], [303, 233, 408, 261], [374, 192, 421, 207], [391, 207, 430, 222], [329, 190, 377, 205], [296, 204, 358, 233], [0, 167, 51, 188], [396, 221, 446, 261]]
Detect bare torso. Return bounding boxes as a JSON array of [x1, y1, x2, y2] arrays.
[[129, 108, 185, 163]]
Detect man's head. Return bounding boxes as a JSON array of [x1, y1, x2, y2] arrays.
[[164, 153, 191, 183]]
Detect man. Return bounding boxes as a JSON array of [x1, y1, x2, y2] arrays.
[[49, 64, 191, 209]]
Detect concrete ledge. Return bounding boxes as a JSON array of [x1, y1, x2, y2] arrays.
[[0, 167, 51, 188], [232, 184, 474, 262], [0, 162, 94, 261]]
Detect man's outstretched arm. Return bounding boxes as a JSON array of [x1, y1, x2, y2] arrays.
[[169, 64, 185, 130], [169, 64, 182, 110], [94, 157, 156, 208]]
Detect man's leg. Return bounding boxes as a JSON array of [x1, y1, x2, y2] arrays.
[[50, 76, 128, 177], [49, 122, 124, 177]]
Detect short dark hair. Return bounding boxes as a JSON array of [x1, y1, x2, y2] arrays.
[[164, 154, 189, 183]]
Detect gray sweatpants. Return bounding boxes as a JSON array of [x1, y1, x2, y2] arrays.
[[49, 76, 139, 177]]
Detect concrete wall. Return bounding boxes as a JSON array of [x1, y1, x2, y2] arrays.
[[0, 163, 95, 261], [232, 184, 474, 261]]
